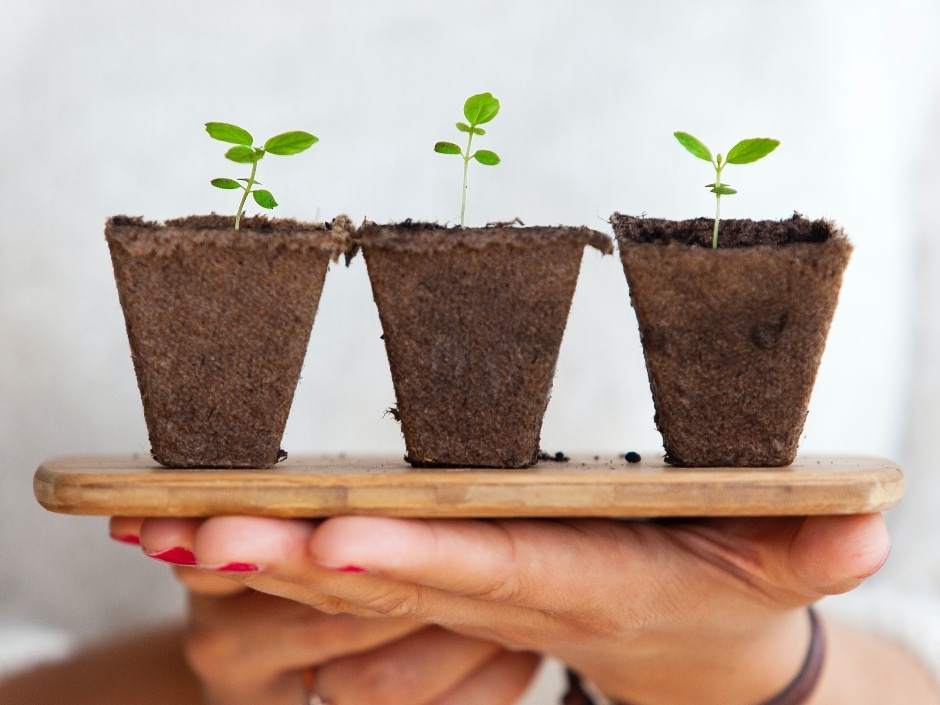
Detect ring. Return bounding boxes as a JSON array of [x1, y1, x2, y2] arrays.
[[303, 666, 331, 705]]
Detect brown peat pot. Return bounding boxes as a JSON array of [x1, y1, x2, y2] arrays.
[[106, 214, 352, 468], [611, 213, 852, 467], [358, 221, 613, 468]]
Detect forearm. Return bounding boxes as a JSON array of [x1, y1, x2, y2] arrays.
[[0, 624, 203, 705], [811, 617, 939, 704], [578, 614, 938, 705], [571, 608, 812, 705]]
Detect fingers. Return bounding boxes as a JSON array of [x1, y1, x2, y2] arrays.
[[173, 566, 247, 597], [426, 650, 541, 705], [139, 517, 205, 565], [186, 516, 381, 615], [118, 512, 892, 705], [187, 586, 527, 705], [187, 590, 421, 681], [789, 514, 890, 594], [114, 517, 246, 596], [138, 515, 313, 576], [316, 627, 503, 705], [135, 512, 892, 666], [318, 640, 540, 705], [112, 516, 246, 596], [109, 516, 144, 545], [307, 516, 650, 613], [137, 516, 559, 645], [669, 515, 889, 602], [124, 517, 545, 705], [666, 514, 891, 602], [141, 513, 892, 613], [138, 516, 397, 616]]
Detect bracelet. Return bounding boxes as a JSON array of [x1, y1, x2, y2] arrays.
[[562, 607, 826, 705], [758, 607, 826, 705]]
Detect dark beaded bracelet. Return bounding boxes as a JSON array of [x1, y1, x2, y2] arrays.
[[563, 669, 598, 705], [563, 607, 826, 705]]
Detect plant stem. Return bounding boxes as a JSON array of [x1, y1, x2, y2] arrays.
[[235, 159, 259, 231], [713, 195, 721, 249], [460, 130, 474, 228], [712, 155, 724, 249]]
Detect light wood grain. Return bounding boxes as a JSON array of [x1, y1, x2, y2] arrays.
[[33, 454, 903, 518]]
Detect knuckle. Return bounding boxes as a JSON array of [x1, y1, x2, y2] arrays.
[[183, 617, 255, 686], [357, 586, 424, 618], [353, 657, 420, 705], [307, 592, 390, 619], [462, 521, 526, 603], [466, 571, 524, 603], [571, 614, 625, 641]]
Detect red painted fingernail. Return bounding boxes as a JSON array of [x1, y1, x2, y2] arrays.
[[335, 565, 368, 573], [214, 562, 260, 573], [112, 534, 141, 545], [145, 547, 197, 566]]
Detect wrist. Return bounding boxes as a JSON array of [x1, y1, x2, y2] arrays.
[[570, 608, 818, 705]]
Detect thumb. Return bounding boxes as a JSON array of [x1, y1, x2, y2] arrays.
[[790, 514, 890, 595]]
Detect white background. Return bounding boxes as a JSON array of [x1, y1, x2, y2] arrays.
[[1, 0, 939, 688]]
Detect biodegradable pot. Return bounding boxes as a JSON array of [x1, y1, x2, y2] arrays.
[[611, 213, 852, 467], [106, 214, 352, 468], [358, 222, 613, 468]]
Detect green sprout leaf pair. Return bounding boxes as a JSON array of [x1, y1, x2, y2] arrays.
[[434, 92, 501, 226], [207, 122, 318, 230], [674, 131, 780, 248]]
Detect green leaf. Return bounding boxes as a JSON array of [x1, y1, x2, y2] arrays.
[[457, 122, 485, 136], [263, 131, 319, 155], [206, 122, 253, 146], [252, 189, 278, 209], [473, 149, 501, 166], [709, 184, 738, 195], [238, 178, 260, 185], [674, 132, 712, 162], [225, 145, 264, 163], [434, 141, 462, 155], [210, 178, 241, 190], [725, 137, 780, 164], [463, 92, 500, 126]]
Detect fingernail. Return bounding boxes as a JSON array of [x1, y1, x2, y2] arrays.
[[333, 564, 369, 574], [145, 547, 198, 566], [111, 534, 141, 545], [213, 562, 260, 573], [865, 543, 891, 578]]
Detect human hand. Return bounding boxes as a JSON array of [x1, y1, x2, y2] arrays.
[[132, 514, 890, 705], [110, 517, 540, 705]]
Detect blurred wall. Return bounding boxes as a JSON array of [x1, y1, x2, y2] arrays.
[[1, 0, 938, 661]]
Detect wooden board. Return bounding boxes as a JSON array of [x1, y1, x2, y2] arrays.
[[33, 454, 903, 518]]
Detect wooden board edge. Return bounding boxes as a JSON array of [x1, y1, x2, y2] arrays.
[[32, 458, 905, 518]]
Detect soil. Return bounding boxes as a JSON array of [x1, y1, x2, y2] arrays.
[[615, 212, 836, 248], [538, 451, 571, 462], [611, 213, 852, 467]]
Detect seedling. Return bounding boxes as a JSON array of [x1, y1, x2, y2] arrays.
[[674, 132, 780, 248], [434, 92, 501, 227], [206, 122, 318, 230]]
